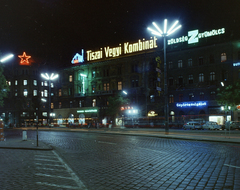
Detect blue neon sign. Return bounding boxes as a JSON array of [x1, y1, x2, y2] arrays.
[[71, 49, 84, 64], [233, 62, 240, 67], [176, 101, 207, 108]]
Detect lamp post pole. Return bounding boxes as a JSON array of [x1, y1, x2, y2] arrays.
[[148, 19, 181, 134]]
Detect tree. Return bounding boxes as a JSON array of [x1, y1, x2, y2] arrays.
[[0, 64, 9, 107], [216, 80, 240, 110], [106, 93, 130, 126]]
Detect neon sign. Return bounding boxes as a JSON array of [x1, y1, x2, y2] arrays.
[[77, 109, 98, 113], [168, 28, 225, 45], [176, 101, 207, 107], [71, 49, 84, 64], [233, 62, 240, 67], [86, 37, 158, 61], [18, 52, 31, 65]]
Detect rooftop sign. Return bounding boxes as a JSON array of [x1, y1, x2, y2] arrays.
[[168, 28, 225, 45]]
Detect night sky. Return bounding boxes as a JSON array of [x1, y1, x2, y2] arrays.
[[0, 0, 239, 68]]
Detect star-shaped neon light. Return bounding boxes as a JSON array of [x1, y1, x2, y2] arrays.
[[18, 52, 31, 65]]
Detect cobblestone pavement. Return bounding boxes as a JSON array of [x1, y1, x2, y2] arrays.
[[2, 130, 240, 190]]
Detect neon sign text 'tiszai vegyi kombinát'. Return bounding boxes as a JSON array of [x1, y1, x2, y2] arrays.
[[86, 37, 158, 61]]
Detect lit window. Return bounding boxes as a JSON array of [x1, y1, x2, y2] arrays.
[[23, 89, 28, 97], [92, 99, 96, 107], [51, 102, 54, 109], [59, 89, 62, 96], [199, 73, 204, 82], [118, 81, 122, 90], [44, 90, 48, 97], [92, 71, 96, 78], [41, 91, 44, 97], [15, 80, 18, 85], [107, 83, 109, 91], [79, 101, 82, 107], [23, 80, 27, 85], [188, 59, 192, 67], [178, 60, 183, 68], [221, 53, 227, 62], [59, 102, 62, 108], [6, 81, 11, 86], [33, 80, 37, 86], [210, 72, 215, 81], [169, 95, 174, 103], [69, 75, 73, 82], [44, 81, 48, 86], [51, 83, 54, 88], [41, 82, 44, 86], [15, 92, 17, 96], [42, 112, 47, 117], [33, 90, 37, 96]]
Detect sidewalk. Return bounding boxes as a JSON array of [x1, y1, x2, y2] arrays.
[[0, 127, 239, 150]]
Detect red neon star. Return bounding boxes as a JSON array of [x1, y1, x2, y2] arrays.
[[18, 52, 31, 65]]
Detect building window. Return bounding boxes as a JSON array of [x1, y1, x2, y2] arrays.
[[44, 90, 48, 97], [169, 95, 174, 103], [169, 61, 173, 69], [188, 75, 193, 84], [59, 102, 62, 108], [188, 59, 192, 67], [199, 57, 204, 65], [51, 102, 54, 109], [69, 88, 73, 95], [150, 95, 155, 103], [169, 77, 173, 86], [209, 54, 215, 64], [23, 89, 28, 97], [200, 92, 204, 100], [178, 60, 183, 68], [211, 91, 216, 100], [179, 94, 183, 102], [59, 89, 62, 96], [23, 80, 27, 86], [70, 101, 72, 108], [92, 71, 96, 78], [189, 93, 194, 101], [107, 83, 109, 91], [42, 112, 47, 117], [15, 92, 17, 96], [104, 83, 109, 91], [92, 99, 96, 107], [44, 81, 48, 86], [221, 53, 227, 62], [92, 85, 95, 93], [199, 73, 204, 83], [33, 90, 37, 96], [79, 101, 82, 107], [178, 76, 183, 85], [15, 80, 18, 85], [131, 64, 138, 73], [118, 81, 122, 90], [33, 80, 37, 86], [69, 75, 73, 82], [210, 72, 215, 81]]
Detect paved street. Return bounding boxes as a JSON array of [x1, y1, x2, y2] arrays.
[[1, 129, 240, 190]]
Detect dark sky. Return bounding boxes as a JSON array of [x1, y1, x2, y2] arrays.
[[0, 0, 239, 68]]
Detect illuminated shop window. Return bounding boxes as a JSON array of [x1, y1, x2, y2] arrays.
[[169, 61, 173, 69], [118, 81, 122, 90], [23, 80, 27, 86], [199, 73, 204, 82], [210, 72, 215, 81], [59, 89, 62, 96], [189, 75, 193, 84], [169, 95, 174, 103], [92, 99, 96, 107], [178, 60, 183, 68], [200, 92, 204, 100], [188, 59, 192, 67], [33, 80, 37, 86], [221, 53, 227, 62], [23, 89, 28, 97], [69, 75, 73, 82], [15, 80, 18, 85], [33, 90, 37, 96]]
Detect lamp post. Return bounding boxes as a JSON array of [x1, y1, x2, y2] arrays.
[[0, 54, 14, 63], [41, 73, 59, 126], [148, 19, 181, 134]]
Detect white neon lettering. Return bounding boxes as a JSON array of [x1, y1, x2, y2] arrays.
[[188, 30, 199, 44]]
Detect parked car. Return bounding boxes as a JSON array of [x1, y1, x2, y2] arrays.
[[202, 121, 221, 130], [225, 121, 240, 130], [183, 121, 202, 130]]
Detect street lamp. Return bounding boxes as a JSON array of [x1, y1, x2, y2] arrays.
[[0, 54, 14, 63], [41, 73, 59, 125], [148, 19, 181, 134]]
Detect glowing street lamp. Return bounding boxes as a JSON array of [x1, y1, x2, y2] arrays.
[[0, 54, 14, 63], [148, 19, 181, 134], [41, 73, 59, 125]]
